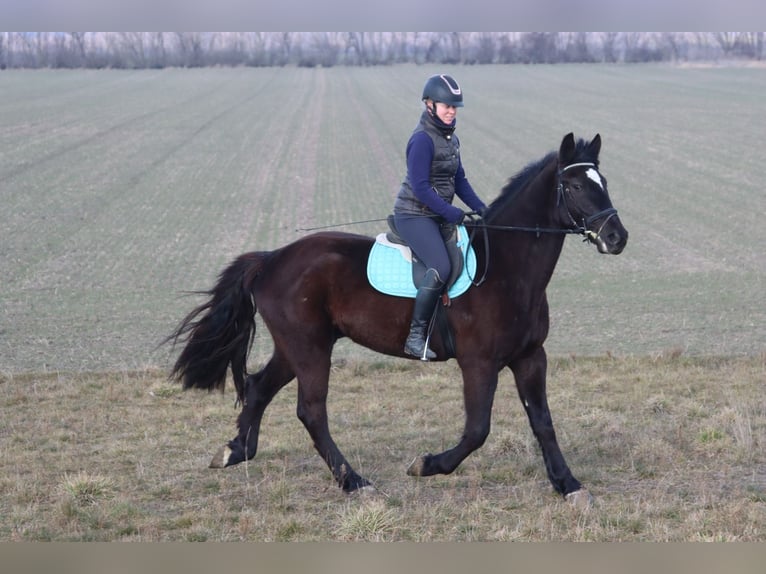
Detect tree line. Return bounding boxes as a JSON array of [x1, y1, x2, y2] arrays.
[[1, 32, 763, 69]]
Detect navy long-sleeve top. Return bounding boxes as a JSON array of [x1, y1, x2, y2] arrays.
[[405, 129, 486, 222]]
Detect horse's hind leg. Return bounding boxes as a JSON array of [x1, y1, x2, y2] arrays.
[[210, 350, 295, 468], [294, 352, 372, 493], [510, 347, 585, 498]]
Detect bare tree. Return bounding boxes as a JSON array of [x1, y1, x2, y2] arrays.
[[344, 32, 363, 65], [36, 32, 51, 67], [496, 33, 519, 64], [306, 32, 340, 67], [424, 33, 441, 63], [15, 32, 50, 67], [734, 32, 764, 59], [364, 32, 378, 65], [410, 32, 426, 64], [119, 33, 147, 68], [621, 32, 662, 62], [449, 32, 462, 63], [474, 33, 496, 64], [559, 32, 594, 62], [148, 33, 166, 68], [597, 32, 619, 63], [0, 32, 6, 69], [622, 32, 642, 62], [713, 32, 738, 57], [4, 31, 765, 70], [659, 32, 682, 61], [691, 32, 717, 59], [422, 32, 460, 64], [519, 32, 558, 64], [250, 32, 271, 66], [274, 32, 293, 66], [13, 33, 36, 67], [69, 32, 87, 66], [387, 32, 407, 64], [182, 32, 207, 67], [356, 32, 386, 65]]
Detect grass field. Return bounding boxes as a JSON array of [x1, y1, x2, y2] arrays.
[[1, 65, 764, 541], [1, 356, 764, 541]]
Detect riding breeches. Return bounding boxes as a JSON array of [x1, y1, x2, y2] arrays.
[[392, 213, 451, 282]]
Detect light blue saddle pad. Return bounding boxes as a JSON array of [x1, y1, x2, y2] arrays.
[[366, 224, 477, 299]]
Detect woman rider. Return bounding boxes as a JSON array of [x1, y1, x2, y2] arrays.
[[393, 74, 487, 360]]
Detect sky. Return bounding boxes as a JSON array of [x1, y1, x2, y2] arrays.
[[3, 0, 765, 32]]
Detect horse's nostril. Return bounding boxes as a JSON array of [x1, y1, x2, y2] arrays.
[[608, 231, 628, 248]]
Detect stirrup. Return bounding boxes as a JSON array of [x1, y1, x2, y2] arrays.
[[404, 332, 436, 361], [404, 341, 436, 361]]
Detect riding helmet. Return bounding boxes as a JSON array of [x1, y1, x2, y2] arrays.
[[422, 74, 464, 107]]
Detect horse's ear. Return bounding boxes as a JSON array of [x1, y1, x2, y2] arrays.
[[588, 134, 602, 158], [559, 132, 576, 164]]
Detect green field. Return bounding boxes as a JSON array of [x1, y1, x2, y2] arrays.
[[1, 66, 765, 542], [1, 65, 764, 374]]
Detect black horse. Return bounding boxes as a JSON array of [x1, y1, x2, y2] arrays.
[[168, 133, 628, 502]]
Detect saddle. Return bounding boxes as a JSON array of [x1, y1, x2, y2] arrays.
[[366, 215, 477, 301]]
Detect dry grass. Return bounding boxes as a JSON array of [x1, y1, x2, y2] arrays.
[[1, 353, 764, 541]]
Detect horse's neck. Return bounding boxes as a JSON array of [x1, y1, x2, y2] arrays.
[[492, 164, 565, 286], [511, 162, 559, 228]]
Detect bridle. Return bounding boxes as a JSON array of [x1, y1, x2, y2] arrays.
[[556, 162, 618, 246], [465, 160, 619, 286]]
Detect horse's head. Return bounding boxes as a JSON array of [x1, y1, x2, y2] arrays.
[[557, 133, 628, 254]]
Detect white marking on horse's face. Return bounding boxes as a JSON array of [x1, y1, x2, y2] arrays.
[[586, 168, 603, 189]]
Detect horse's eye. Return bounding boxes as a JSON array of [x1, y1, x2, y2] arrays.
[[572, 183, 583, 193]]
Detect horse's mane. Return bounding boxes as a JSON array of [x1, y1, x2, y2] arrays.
[[484, 138, 599, 221]]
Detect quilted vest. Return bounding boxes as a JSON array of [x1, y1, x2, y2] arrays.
[[395, 111, 461, 216]]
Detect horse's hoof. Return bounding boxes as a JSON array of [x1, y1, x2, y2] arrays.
[[565, 488, 593, 509], [406, 456, 426, 476], [209, 445, 232, 468]]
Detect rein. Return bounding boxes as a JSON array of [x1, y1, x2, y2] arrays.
[[298, 160, 618, 289]]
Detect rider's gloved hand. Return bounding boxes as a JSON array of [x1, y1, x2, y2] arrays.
[[447, 206, 466, 225]]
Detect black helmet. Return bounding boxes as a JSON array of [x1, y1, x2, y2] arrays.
[[422, 74, 463, 107]]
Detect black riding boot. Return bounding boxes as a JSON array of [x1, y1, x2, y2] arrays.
[[404, 268, 444, 361]]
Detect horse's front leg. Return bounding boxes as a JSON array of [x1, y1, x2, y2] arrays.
[[510, 347, 588, 501], [407, 362, 499, 476]]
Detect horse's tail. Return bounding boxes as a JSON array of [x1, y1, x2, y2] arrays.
[[167, 251, 268, 403]]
